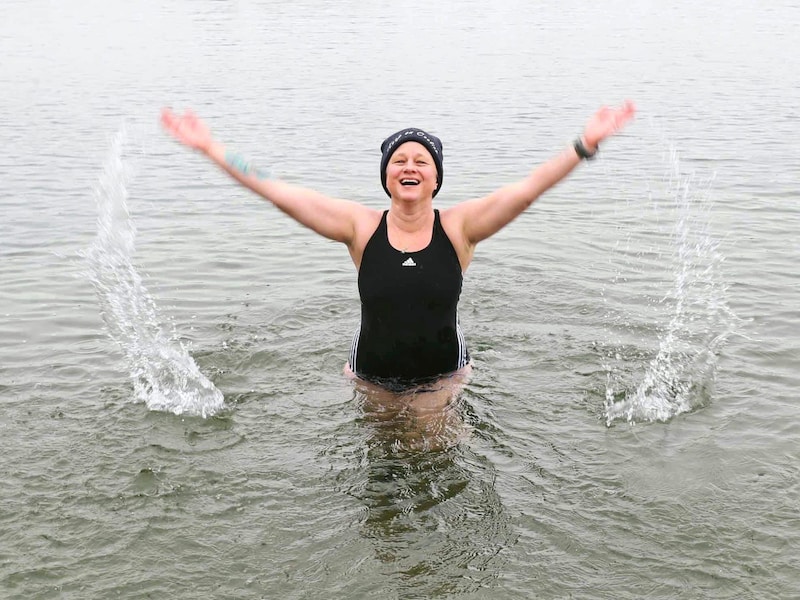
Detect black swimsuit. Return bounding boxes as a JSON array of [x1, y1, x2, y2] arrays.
[[349, 209, 469, 387]]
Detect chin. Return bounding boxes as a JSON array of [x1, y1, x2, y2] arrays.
[[394, 187, 432, 201]]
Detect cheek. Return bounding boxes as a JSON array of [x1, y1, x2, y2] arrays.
[[386, 165, 403, 178]]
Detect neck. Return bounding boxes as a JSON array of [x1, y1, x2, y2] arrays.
[[389, 199, 434, 233], [386, 201, 435, 253]]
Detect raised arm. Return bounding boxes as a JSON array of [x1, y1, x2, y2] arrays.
[[160, 108, 371, 246], [447, 101, 636, 251]]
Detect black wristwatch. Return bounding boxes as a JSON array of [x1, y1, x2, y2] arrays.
[[574, 137, 598, 160]]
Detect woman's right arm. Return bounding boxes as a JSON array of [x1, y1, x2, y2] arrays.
[[161, 108, 372, 246]]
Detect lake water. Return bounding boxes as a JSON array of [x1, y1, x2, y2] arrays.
[[1, 0, 798, 598]]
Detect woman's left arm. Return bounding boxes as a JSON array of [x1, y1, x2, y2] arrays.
[[450, 100, 636, 249]]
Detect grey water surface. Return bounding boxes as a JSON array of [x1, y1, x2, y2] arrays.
[[1, 0, 798, 598]]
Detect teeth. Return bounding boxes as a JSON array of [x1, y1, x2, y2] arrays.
[[401, 179, 419, 185]]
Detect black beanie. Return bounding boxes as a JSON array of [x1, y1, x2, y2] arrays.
[[380, 128, 444, 198]]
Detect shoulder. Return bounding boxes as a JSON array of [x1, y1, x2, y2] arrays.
[[348, 205, 385, 264], [439, 204, 475, 271], [439, 203, 469, 242], [354, 205, 384, 235]]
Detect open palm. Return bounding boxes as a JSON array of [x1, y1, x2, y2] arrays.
[[584, 100, 636, 148], [161, 108, 212, 152]]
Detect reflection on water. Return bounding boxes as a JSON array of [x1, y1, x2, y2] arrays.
[[335, 380, 514, 596]]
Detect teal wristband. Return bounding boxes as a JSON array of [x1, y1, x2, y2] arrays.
[[225, 151, 270, 179]]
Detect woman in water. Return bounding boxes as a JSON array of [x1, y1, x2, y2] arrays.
[[161, 102, 635, 408]]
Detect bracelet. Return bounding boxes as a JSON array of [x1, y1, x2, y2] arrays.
[[574, 137, 598, 160], [225, 150, 270, 179]]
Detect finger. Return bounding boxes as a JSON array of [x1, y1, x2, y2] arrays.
[[621, 100, 637, 118], [160, 107, 175, 128]]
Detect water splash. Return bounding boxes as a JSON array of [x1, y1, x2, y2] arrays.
[[86, 126, 224, 418], [603, 148, 737, 425]]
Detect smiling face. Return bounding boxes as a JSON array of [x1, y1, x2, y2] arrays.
[[384, 141, 439, 201]]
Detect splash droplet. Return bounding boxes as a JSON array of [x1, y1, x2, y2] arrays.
[[87, 126, 224, 418]]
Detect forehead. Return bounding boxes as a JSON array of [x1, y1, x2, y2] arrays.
[[391, 141, 434, 160]]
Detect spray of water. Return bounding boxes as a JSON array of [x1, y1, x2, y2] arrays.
[[86, 126, 225, 418], [603, 147, 736, 425]]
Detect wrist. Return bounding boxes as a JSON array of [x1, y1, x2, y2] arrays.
[[574, 137, 598, 160], [199, 139, 215, 155], [582, 135, 598, 152]]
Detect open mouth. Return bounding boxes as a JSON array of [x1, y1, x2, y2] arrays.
[[400, 179, 420, 186]]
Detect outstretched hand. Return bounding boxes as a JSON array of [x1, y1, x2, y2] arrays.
[[160, 108, 213, 152], [583, 100, 636, 149]]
